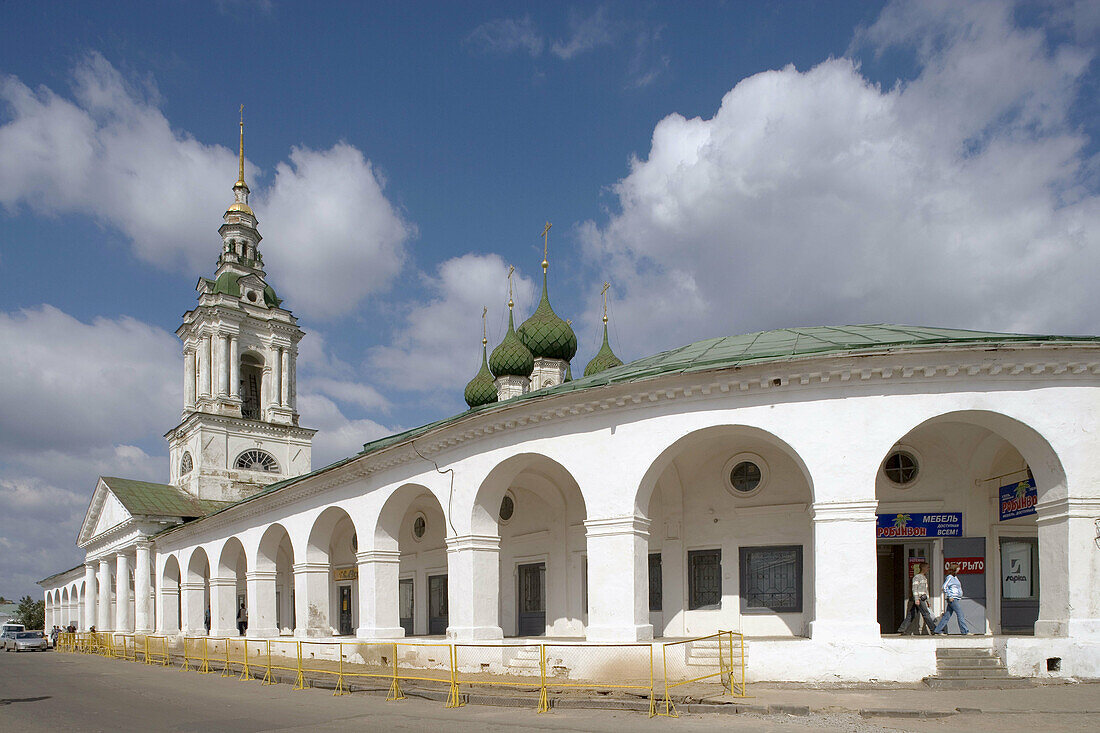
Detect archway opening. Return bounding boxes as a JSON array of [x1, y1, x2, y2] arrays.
[[184, 548, 211, 635], [306, 506, 359, 636], [161, 554, 182, 635], [640, 425, 813, 638], [240, 352, 264, 420], [376, 484, 448, 636], [216, 537, 248, 637], [257, 523, 296, 635]]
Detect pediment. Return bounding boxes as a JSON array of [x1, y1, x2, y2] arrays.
[[77, 478, 135, 546]]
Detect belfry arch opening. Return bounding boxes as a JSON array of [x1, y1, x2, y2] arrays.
[[639, 425, 814, 638], [874, 410, 1065, 638], [239, 352, 264, 419]]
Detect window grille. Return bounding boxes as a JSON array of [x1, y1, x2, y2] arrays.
[[739, 545, 803, 613], [688, 549, 722, 610]]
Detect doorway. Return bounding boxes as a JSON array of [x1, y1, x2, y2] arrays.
[[338, 585, 353, 636], [1000, 537, 1039, 634], [517, 562, 546, 637], [877, 545, 905, 633], [399, 578, 414, 636], [427, 574, 447, 635]]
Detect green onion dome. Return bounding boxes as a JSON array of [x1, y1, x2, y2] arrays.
[[518, 270, 578, 361], [489, 308, 535, 378], [464, 343, 498, 408], [583, 321, 624, 377]]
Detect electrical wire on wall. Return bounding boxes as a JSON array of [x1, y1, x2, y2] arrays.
[[412, 440, 457, 535]]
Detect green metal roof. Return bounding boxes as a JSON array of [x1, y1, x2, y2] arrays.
[[464, 345, 499, 408], [489, 309, 535, 378], [101, 477, 232, 518], [158, 323, 1100, 533], [583, 322, 625, 377]]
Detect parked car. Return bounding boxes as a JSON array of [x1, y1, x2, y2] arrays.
[[4, 631, 48, 652], [1, 623, 25, 645]]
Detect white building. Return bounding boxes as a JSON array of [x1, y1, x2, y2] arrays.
[[41, 120, 1100, 683]]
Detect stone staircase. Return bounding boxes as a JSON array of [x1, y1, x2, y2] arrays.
[[505, 645, 543, 676], [925, 647, 1030, 688], [686, 636, 748, 669]]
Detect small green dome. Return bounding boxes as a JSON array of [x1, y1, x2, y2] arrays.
[[584, 322, 624, 377], [489, 309, 535, 378], [518, 271, 577, 361], [464, 345, 498, 408], [211, 272, 281, 308]]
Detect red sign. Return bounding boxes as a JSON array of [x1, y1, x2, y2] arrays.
[[944, 557, 984, 574]]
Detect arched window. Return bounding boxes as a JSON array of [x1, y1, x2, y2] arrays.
[[235, 449, 279, 472], [240, 353, 263, 419], [180, 451, 193, 475]]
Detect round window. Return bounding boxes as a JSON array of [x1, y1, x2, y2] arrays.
[[412, 515, 426, 540], [723, 452, 769, 497], [729, 461, 762, 493], [499, 494, 515, 522], [884, 451, 919, 485]]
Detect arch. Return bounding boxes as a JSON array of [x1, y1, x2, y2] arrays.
[[635, 424, 815, 518], [162, 553, 182, 585], [186, 546, 211, 583], [217, 537, 248, 578], [306, 506, 359, 564], [239, 351, 265, 420], [376, 483, 445, 550], [302, 505, 359, 636], [255, 523, 296, 634], [256, 523, 294, 572], [470, 453, 586, 536], [234, 448, 279, 473], [160, 553, 182, 635]]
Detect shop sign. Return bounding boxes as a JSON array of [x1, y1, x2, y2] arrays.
[[334, 567, 358, 582], [999, 477, 1037, 521], [876, 512, 962, 538], [944, 556, 984, 574]]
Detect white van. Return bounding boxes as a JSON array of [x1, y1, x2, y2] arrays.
[[1, 623, 26, 642]]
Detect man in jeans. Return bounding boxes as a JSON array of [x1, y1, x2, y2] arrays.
[[934, 562, 971, 634], [897, 562, 936, 634]]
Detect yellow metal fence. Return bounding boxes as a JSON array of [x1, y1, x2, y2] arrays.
[[53, 630, 746, 717]]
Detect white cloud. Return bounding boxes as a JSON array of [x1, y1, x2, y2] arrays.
[[0, 53, 413, 319], [551, 7, 616, 60], [296, 392, 391, 467], [581, 0, 1100, 359], [368, 253, 537, 395], [465, 16, 545, 57]]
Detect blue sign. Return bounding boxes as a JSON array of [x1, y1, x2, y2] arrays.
[[876, 512, 962, 538], [999, 477, 1037, 521]]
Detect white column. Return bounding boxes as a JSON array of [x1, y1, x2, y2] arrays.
[[229, 336, 239, 399], [583, 516, 654, 642], [84, 564, 96, 631], [445, 535, 503, 640], [355, 550, 404, 638], [134, 542, 152, 633], [213, 333, 226, 397], [1035, 496, 1100, 638], [288, 349, 297, 410], [246, 570, 279, 638], [280, 348, 289, 407], [157, 579, 180, 635], [184, 349, 197, 409], [97, 559, 111, 631], [180, 582, 206, 635], [199, 335, 212, 397], [809, 500, 881, 641], [115, 552, 132, 632], [271, 348, 282, 410], [293, 562, 331, 637], [209, 577, 238, 637]]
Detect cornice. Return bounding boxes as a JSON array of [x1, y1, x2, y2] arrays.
[[164, 411, 317, 440], [154, 345, 1100, 544]]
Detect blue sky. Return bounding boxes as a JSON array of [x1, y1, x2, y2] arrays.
[[2, 1, 1099, 598]]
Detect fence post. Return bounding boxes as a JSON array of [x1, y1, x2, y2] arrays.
[[293, 641, 305, 690], [386, 641, 404, 701], [239, 638, 253, 682], [333, 641, 349, 696], [659, 640, 677, 717], [261, 639, 274, 685], [198, 637, 211, 674], [445, 644, 463, 708], [648, 643, 656, 717], [181, 636, 191, 671], [222, 638, 234, 677], [535, 644, 549, 713]]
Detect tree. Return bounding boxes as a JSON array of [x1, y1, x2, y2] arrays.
[[14, 595, 44, 630]]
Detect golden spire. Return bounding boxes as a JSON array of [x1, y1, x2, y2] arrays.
[[540, 221, 552, 271], [235, 104, 247, 189], [507, 265, 515, 309], [601, 281, 610, 324], [482, 306, 488, 346]]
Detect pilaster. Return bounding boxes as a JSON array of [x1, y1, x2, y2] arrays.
[[583, 516, 654, 642], [445, 535, 504, 640], [355, 550, 404, 639]]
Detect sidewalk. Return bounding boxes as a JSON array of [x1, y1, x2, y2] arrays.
[[686, 680, 1100, 718]]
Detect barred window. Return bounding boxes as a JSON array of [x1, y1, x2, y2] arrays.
[[648, 553, 662, 612], [739, 545, 803, 613], [688, 549, 722, 610], [235, 449, 279, 472], [180, 451, 193, 475]]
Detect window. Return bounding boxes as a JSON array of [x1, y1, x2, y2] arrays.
[[723, 452, 768, 497], [180, 451, 193, 475], [739, 545, 803, 613], [883, 450, 919, 485], [412, 514, 426, 541], [688, 549, 722, 610], [235, 449, 279, 472], [499, 493, 515, 522], [648, 553, 662, 612]]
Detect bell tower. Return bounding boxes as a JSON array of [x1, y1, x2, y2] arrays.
[[166, 108, 316, 502]]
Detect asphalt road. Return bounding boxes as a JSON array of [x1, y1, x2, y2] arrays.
[[0, 650, 1094, 732]]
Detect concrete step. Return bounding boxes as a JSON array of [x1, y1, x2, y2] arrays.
[[935, 646, 996, 658], [936, 657, 1005, 670], [506, 647, 542, 671], [925, 677, 1037, 690], [933, 668, 1012, 679]]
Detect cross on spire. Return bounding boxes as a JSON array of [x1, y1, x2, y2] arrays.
[[601, 281, 610, 324], [236, 104, 247, 189], [482, 306, 488, 345], [541, 221, 552, 271], [507, 265, 515, 309]]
